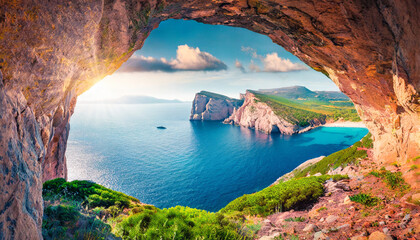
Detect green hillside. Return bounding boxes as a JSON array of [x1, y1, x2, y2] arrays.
[[199, 91, 240, 102], [250, 87, 360, 126]]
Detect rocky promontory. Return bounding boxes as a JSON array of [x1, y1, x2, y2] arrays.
[[190, 91, 243, 121], [224, 91, 325, 134]]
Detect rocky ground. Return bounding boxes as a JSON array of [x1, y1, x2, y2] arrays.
[[254, 157, 419, 240]]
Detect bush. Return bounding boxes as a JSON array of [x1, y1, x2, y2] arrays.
[[42, 205, 80, 239], [115, 206, 244, 240], [294, 133, 371, 178], [43, 178, 139, 209], [284, 217, 305, 222], [349, 193, 380, 207], [369, 169, 409, 191], [220, 176, 341, 217]]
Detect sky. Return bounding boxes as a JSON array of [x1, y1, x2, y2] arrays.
[[79, 19, 337, 102]]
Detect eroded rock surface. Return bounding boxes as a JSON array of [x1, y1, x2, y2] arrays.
[[190, 91, 242, 121], [0, 0, 419, 238], [224, 91, 325, 134]]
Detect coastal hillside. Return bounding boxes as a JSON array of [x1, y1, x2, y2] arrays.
[[223, 86, 360, 134], [42, 134, 420, 239], [190, 91, 243, 121]]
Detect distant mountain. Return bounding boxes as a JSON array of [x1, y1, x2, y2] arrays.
[[258, 86, 349, 101], [81, 95, 183, 104]]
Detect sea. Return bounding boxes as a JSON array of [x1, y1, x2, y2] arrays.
[[67, 103, 368, 212]]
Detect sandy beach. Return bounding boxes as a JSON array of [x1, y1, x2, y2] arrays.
[[323, 121, 366, 128]]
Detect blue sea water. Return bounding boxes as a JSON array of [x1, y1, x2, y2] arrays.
[[67, 103, 368, 212]]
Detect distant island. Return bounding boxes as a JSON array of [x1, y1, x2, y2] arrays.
[[190, 86, 361, 134], [80, 95, 183, 104]]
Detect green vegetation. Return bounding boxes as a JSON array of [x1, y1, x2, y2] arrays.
[[284, 217, 305, 222], [43, 178, 139, 209], [115, 206, 245, 240], [349, 193, 380, 207], [220, 175, 347, 217], [253, 92, 327, 127], [199, 91, 234, 100], [250, 87, 361, 127], [42, 131, 376, 239], [42, 204, 112, 240], [369, 169, 409, 192], [293, 133, 372, 178], [43, 179, 249, 239]]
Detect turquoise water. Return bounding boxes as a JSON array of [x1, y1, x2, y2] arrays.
[[67, 103, 368, 212]]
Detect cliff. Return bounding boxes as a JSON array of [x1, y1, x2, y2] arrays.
[[224, 91, 325, 134], [0, 0, 419, 238], [190, 91, 243, 121]]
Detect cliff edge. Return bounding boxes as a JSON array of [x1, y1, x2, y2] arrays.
[[224, 90, 327, 134], [190, 91, 243, 121]]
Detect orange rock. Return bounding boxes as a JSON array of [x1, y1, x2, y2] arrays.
[[368, 231, 393, 240]]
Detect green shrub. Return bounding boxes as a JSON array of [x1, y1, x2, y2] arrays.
[[115, 206, 245, 239], [43, 178, 139, 209], [42, 205, 80, 239], [369, 169, 409, 191], [284, 217, 305, 222], [349, 193, 380, 207], [294, 133, 371, 178], [220, 176, 340, 217]]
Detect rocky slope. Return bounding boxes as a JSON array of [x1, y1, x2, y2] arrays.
[[190, 91, 243, 121], [224, 91, 326, 134], [0, 0, 419, 238]]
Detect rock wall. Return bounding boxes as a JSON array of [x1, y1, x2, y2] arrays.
[[224, 91, 324, 134], [0, 0, 418, 238], [190, 92, 242, 121]]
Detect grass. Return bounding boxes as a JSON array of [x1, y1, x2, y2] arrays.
[[43, 178, 139, 209], [369, 169, 410, 192], [349, 193, 380, 207], [284, 217, 305, 222], [252, 92, 327, 127], [43, 179, 249, 240], [42, 204, 113, 240], [220, 175, 347, 217], [114, 206, 246, 240], [251, 90, 360, 124], [293, 133, 372, 178]]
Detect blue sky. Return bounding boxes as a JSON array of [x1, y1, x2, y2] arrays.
[[79, 19, 337, 101]]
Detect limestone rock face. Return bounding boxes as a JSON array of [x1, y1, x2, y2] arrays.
[[224, 91, 325, 134], [0, 0, 418, 238], [190, 92, 242, 121]]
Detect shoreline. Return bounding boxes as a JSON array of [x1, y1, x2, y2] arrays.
[[271, 156, 325, 185], [322, 121, 366, 128]]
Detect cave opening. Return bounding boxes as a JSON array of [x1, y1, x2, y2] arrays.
[[0, 1, 418, 239], [64, 19, 368, 212]]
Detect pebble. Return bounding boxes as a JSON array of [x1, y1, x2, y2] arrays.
[[320, 217, 325, 222], [403, 214, 411, 223], [303, 224, 319, 232], [368, 231, 392, 240], [382, 228, 389, 234], [313, 231, 330, 240], [344, 195, 352, 204], [379, 221, 385, 226], [337, 224, 350, 229], [325, 215, 338, 223], [384, 215, 390, 220]]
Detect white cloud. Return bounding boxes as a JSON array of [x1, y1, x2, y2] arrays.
[[262, 53, 307, 72], [249, 60, 261, 72], [235, 59, 245, 72], [241, 46, 307, 72], [118, 45, 227, 72]]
